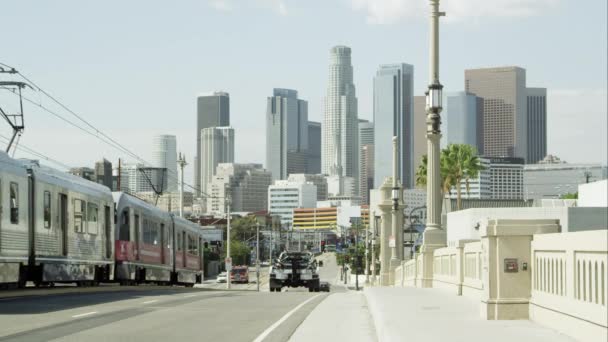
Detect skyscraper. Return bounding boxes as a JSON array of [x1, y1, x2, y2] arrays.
[[322, 46, 359, 195], [413, 96, 427, 182], [526, 87, 547, 164], [207, 163, 272, 215], [94, 159, 112, 189], [200, 127, 234, 201], [373, 63, 414, 188], [266, 88, 309, 181], [442, 92, 483, 153], [152, 134, 177, 192], [465, 66, 527, 160], [196, 92, 230, 195], [307, 121, 321, 174], [358, 120, 374, 204]]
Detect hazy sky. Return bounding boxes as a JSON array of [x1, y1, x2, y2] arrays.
[[1, 0, 606, 185]]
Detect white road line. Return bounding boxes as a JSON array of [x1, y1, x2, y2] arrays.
[[183, 294, 197, 298], [72, 311, 97, 318], [142, 299, 159, 304], [252, 294, 322, 342]]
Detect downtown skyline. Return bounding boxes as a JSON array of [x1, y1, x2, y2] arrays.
[[0, 0, 605, 186]]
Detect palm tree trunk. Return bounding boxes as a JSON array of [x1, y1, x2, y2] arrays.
[[456, 180, 462, 210]]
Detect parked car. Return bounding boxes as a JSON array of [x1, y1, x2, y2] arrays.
[[320, 281, 330, 292], [216, 272, 228, 283]]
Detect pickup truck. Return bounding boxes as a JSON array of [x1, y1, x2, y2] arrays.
[[269, 251, 320, 292]]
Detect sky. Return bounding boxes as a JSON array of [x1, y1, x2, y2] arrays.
[[0, 0, 606, 185]]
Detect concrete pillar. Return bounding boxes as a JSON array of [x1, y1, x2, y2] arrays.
[[378, 178, 392, 286], [479, 219, 560, 320]]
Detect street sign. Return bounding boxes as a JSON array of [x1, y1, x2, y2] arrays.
[[225, 257, 232, 271], [389, 235, 396, 248]]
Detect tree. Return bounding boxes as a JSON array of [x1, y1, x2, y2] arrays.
[[230, 216, 257, 241], [415, 144, 485, 210], [560, 192, 578, 199]]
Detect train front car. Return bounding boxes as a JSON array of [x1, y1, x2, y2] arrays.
[[171, 216, 204, 287], [27, 161, 115, 286], [113, 192, 173, 285], [0, 153, 31, 288]]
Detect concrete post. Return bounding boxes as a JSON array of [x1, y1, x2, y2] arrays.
[[479, 219, 560, 320], [378, 178, 393, 286]]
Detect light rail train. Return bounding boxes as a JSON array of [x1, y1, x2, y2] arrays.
[[0, 152, 204, 289]]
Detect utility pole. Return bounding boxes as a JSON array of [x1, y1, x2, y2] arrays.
[[117, 158, 121, 191], [256, 222, 260, 292], [177, 153, 187, 218], [226, 187, 232, 290]]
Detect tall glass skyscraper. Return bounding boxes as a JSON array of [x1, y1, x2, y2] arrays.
[[196, 92, 230, 196], [266, 88, 308, 181], [152, 134, 178, 192], [200, 127, 234, 202], [441, 92, 483, 153], [322, 46, 358, 195], [307, 121, 321, 174], [373, 63, 414, 188], [526, 88, 547, 164]]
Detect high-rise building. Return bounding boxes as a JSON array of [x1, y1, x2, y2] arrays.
[[413, 96, 427, 181], [266, 89, 308, 181], [207, 163, 272, 215], [442, 92, 483, 153], [373, 63, 414, 188], [152, 134, 177, 192], [322, 46, 359, 195], [94, 159, 112, 189], [200, 127, 234, 200], [358, 120, 374, 204], [526, 88, 547, 164], [268, 180, 317, 226], [307, 121, 321, 174], [120, 163, 165, 194], [196, 92, 230, 195], [465, 66, 527, 160], [69, 167, 95, 181], [488, 157, 524, 200], [288, 174, 328, 201]]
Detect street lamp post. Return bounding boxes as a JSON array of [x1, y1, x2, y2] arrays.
[[256, 222, 260, 292], [177, 153, 187, 218]]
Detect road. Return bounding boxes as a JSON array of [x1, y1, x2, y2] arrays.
[[0, 253, 342, 342]]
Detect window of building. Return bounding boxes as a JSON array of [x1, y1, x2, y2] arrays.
[[10, 182, 18, 224], [74, 199, 86, 233], [43, 191, 51, 228], [87, 203, 98, 235]]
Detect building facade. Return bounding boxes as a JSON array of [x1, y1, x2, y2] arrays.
[[413, 96, 427, 181], [465, 66, 527, 160], [266, 88, 309, 181], [120, 163, 166, 194], [268, 180, 317, 226], [322, 46, 359, 195], [287, 173, 328, 201], [307, 121, 322, 174], [524, 160, 607, 199], [200, 127, 234, 201], [442, 92, 483, 153], [94, 159, 112, 189], [489, 157, 524, 200], [292, 207, 338, 230], [374, 63, 414, 189], [196, 92, 230, 196], [69, 167, 94, 181], [152, 134, 177, 192], [359, 120, 374, 204], [207, 163, 272, 216], [526, 87, 547, 164]]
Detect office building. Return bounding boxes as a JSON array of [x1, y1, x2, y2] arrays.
[[196, 92, 230, 195], [446, 157, 492, 200], [442, 92, 483, 153], [268, 180, 317, 226], [152, 134, 177, 192], [136, 191, 194, 213], [207, 163, 272, 216], [288, 173, 328, 201], [266, 88, 309, 181], [69, 167, 95, 181], [524, 156, 607, 199], [489, 157, 524, 200], [404, 189, 427, 210], [359, 120, 374, 204], [465, 66, 527, 160], [307, 121, 322, 174], [200, 127, 234, 201], [322, 46, 359, 195], [94, 159, 112, 189], [526, 88, 547, 164], [120, 163, 166, 194], [413, 96, 427, 180], [292, 207, 338, 230], [374, 63, 414, 188]]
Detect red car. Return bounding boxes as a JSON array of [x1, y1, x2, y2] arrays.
[[230, 266, 249, 284]]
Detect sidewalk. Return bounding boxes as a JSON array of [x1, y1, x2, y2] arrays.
[[288, 291, 377, 342], [364, 287, 576, 342]]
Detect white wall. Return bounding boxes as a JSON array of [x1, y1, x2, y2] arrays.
[[578, 179, 608, 207]]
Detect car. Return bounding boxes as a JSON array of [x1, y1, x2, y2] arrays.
[[260, 261, 270, 267], [320, 282, 330, 292], [230, 266, 249, 283], [216, 272, 228, 283], [269, 251, 320, 292]]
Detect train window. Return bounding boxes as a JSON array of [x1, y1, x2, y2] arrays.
[[87, 203, 99, 235], [119, 209, 130, 240], [43, 191, 51, 228], [187, 235, 197, 255], [9, 182, 18, 224], [74, 199, 86, 233]]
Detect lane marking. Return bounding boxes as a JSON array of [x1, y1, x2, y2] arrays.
[[142, 300, 159, 304], [72, 311, 97, 318], [252, 294, 322, 342], [183, 294, 197, 298]]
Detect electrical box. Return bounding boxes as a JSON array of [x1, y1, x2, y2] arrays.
[[504, 258, 518, 273]]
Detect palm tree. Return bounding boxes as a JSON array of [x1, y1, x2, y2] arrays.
[[415, 144, 485, 210]]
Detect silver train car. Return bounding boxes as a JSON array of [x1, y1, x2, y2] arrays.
[[0, 152, 114, 287]]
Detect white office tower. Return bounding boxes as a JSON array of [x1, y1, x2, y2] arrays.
[[322, 46, 359, 195], [200, 127, 234, 201], [152, 134, 177, 192], [268, 180, 317, 226]]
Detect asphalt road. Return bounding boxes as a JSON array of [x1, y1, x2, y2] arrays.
[[0, 253, 343, 342]]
